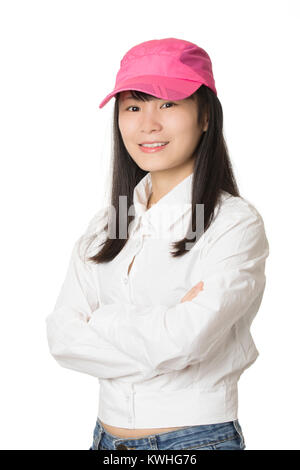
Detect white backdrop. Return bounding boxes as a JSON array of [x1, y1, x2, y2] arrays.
[[0, 0, 299, 450]]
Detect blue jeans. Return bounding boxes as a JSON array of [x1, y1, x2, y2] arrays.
[[89, 417, 246, 450]]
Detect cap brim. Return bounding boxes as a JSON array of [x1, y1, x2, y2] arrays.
[[98, 75, 204, 108]]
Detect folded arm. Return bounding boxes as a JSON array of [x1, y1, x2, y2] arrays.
[[46, 219, 145, 380], [88, 209, 269, 380], [46, 208, 269, 381]]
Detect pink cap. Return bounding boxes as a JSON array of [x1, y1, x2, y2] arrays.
[[98, 37, 217, 108]]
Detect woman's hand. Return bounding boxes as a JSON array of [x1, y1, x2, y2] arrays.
[[180, 281, 204, 303]]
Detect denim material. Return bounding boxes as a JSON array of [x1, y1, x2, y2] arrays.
[[89, 417, 246, 450]]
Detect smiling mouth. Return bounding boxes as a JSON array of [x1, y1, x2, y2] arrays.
[[139, 142, 169, 148]]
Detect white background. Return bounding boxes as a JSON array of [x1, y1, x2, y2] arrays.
[[0, 0, 299, 450]]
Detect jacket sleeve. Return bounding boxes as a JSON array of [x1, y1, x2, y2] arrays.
[[45, 213, 145, 380], [88, 207, 269, 380]]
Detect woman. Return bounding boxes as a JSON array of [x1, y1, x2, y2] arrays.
[[46, 38, 269, 450]]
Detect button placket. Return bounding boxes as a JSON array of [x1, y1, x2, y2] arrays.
[[123, 238, 143, 291], [141, 223, 152, 237]]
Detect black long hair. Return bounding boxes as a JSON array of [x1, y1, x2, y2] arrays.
[[87, 85, 240, 264]]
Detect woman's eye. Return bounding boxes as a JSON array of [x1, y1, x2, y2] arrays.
[[162, 102, 176, 108], [127, 106, 139, 112], [126, 102, 176, 112]]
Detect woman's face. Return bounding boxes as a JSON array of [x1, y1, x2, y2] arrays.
[[118, 91, 208, 172]]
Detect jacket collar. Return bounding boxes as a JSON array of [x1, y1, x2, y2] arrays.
[[132, 171, 232, 236], [133, 172, 193, 230]]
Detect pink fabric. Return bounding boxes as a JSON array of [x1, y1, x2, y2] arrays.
[[99, 37, 217, 108]]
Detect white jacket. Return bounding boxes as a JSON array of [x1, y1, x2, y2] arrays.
[[46, 172, 269, 428]]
